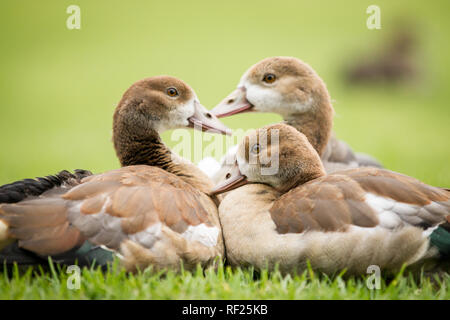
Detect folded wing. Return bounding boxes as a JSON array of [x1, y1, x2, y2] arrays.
[[269, 168, 450, 234], [0, 165, 217, 256]]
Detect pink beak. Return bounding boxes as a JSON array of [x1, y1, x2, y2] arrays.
[[211, 87, 254, 118], [210, 162, 248, 196], [188, 101, 232, 135]]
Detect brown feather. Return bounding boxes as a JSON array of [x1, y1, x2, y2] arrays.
[[80, 195, 106, 214], [344, 168, 449, 204], [269, 167, 449, 234], [66, 166, 214, 238], [0, 200, 67, 228], [18, 224, 84, 256]]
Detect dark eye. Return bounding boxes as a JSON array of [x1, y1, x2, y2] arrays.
[[262, 73, 276, 83], [251, 144, 261, 154], [166, 87, 179, 97]]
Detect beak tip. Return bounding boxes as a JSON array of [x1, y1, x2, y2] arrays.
[[210, 174, 248, 196]]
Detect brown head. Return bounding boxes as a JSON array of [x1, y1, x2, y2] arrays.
[[212, 57, 333, 118], [211, 123, 326, 195], [113, 76, 230, 166], [211, 57, 334, 155]]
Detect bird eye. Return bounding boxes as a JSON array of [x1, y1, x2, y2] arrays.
[[262, 73, 276, 84], [251, 144, 261, 154], [166, 87, 179, 97]]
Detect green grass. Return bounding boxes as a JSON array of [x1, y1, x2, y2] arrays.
[[1, 261, 449, 300], [0, 0, 449, 299]]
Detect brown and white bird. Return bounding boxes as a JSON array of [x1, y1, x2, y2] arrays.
[[208, 56, 382, 183], [0, 76, 230, 272], [211, 124, 450, 275]]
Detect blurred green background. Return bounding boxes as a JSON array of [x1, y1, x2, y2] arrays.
[[0, 0, 448, 186]]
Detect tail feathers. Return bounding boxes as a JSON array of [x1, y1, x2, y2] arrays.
[[0, 169, 92, 204], [0, 197, 86, 256], [0, 241, 114, 270]]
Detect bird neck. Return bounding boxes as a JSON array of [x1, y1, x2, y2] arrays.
[[284, 100, 333, 157], [113, 125, 214, 194], [279, 167, 325, 194], [114, 128, 171, 168]]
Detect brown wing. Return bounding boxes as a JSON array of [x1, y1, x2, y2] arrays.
[[64, 165, 214, 249], [269, 168, 450, 234], [270, 174, 379, 233], [343, 168, 450, 228], [342, 168, 449, 205], [0, 165, 215, 256]]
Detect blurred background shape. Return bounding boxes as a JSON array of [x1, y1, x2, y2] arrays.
[[344, 19, 420, 83], [0, 0, 449, 186]]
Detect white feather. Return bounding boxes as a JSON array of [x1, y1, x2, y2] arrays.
[[392, 201, 419, 215], [377, 211, 403, 229], [221, 145, 239, 165], [364, 192, 446, 232], [198, 157, 221, 178], [202, 145, 240, 183], [365, 193, 395, 211], [0, 219, 8, 242], [129, 223, 162, 249], [181, 224, 219, 247], [243, 80, 313, 116]]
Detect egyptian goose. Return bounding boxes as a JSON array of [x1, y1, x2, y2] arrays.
[[211, 124, 450, 275], [0, 76, 230, 272], [209, 56, 382, 182]]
